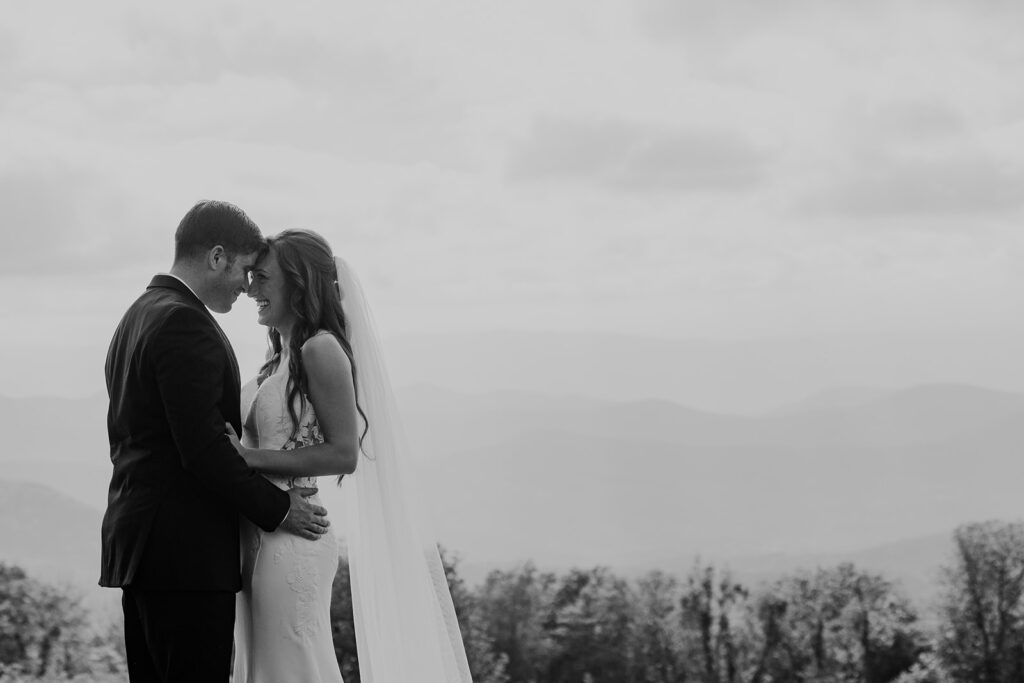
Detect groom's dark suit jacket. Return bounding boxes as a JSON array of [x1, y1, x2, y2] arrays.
[[101, 274, 290, 591]]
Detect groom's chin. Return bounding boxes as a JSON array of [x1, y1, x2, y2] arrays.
[[216, 295, 242, 314]]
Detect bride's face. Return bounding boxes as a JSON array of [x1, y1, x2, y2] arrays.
[[247, 247, 296, 331]]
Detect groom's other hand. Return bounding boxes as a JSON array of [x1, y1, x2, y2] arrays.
[[279, 487, 330, 541]]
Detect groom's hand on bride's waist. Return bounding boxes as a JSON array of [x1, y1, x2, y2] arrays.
[[277, 486, 331, 541]]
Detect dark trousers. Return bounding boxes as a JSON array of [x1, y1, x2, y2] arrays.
[[122, 587, 236, 683]]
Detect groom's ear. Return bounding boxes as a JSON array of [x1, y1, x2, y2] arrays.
[[207, 245, 228, 271]]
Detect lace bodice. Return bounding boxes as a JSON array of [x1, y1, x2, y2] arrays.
[[241, 356, 322, 490]]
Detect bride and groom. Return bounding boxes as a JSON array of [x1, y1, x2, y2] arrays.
[[100, 200, 471, 682]]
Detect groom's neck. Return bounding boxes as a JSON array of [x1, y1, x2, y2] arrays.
[[168, 264, 206, 302]]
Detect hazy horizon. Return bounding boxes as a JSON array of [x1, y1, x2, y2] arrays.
[[10, 326, 1024, 415]]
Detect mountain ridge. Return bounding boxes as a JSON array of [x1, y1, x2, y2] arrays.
[[0, 478, 964, 609], [5, 381, 1024, 588]]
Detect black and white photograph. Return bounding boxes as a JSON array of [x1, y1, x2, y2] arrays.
[[3, 1, 1024, 682]]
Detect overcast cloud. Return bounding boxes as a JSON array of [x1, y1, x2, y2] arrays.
[[2, 0, 1024, 397]]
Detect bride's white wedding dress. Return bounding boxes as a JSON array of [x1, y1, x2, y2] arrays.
[[233, 348, 344, 683], [231, 258, 473, 683]]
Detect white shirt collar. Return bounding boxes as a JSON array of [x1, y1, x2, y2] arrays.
[[161, 272, 202, 302]]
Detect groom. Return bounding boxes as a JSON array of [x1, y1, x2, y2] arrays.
[[101, 200, 330, 682]]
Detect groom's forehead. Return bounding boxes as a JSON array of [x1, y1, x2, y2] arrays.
[[236, 251, 260, 269]]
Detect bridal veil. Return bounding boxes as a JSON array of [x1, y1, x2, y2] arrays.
[[334, 257, 473, 683]]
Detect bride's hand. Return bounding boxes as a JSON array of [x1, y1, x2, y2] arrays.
[[225, 423, 252, 462]]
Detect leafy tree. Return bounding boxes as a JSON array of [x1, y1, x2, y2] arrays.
[[745, 593, 790, 682], [757, 563, 924, 682], [892, 650, 953, 683], [938, 521, 1024, 682], [476, 562, 559, 683], [631, 571, 686, 683], [677, 562, 765, 683], [439, 548, 509, 683], [0, 563, 125, 681], [543, 567, 636, 683]]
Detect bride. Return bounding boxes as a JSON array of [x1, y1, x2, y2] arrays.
[[228, 229, 473, 682]]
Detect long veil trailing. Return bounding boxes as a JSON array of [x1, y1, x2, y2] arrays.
[[335, 257, 473, 683]]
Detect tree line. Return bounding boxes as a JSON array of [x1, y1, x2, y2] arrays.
[[5, 520, 1024, 682]]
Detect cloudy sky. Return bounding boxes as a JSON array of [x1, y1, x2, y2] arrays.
[[3, 0, 1024, 398]]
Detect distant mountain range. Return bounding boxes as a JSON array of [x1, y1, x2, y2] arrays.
[[383, 330, 1024, 413], [770, 386, 892, 414], [0, 477, 956, 612], [15, 329, 1024, 413], [0, 479, 100, 583], [0, 479, 117, 621], [398, 381, 1024, 455], [3, 381, 1023, 603]]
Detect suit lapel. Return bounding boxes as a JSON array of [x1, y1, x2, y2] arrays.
[[147, 274, 241, 392], [211, 318, 241, 390]]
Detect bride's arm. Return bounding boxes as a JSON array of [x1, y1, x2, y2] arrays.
[[232, 334, 360, 477]]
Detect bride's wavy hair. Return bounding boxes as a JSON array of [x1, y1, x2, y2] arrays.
[[257, 229, 369, 472]]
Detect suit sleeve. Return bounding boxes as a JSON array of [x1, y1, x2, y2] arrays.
[[152, 306, 290, 532]]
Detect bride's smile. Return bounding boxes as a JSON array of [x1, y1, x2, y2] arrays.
[[248, 247, 296, 334]]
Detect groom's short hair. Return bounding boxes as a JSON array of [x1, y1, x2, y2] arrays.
[[173, 200, 266, 263]]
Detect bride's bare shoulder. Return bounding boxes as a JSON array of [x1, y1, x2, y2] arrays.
[[300, 331, 352, 373]]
